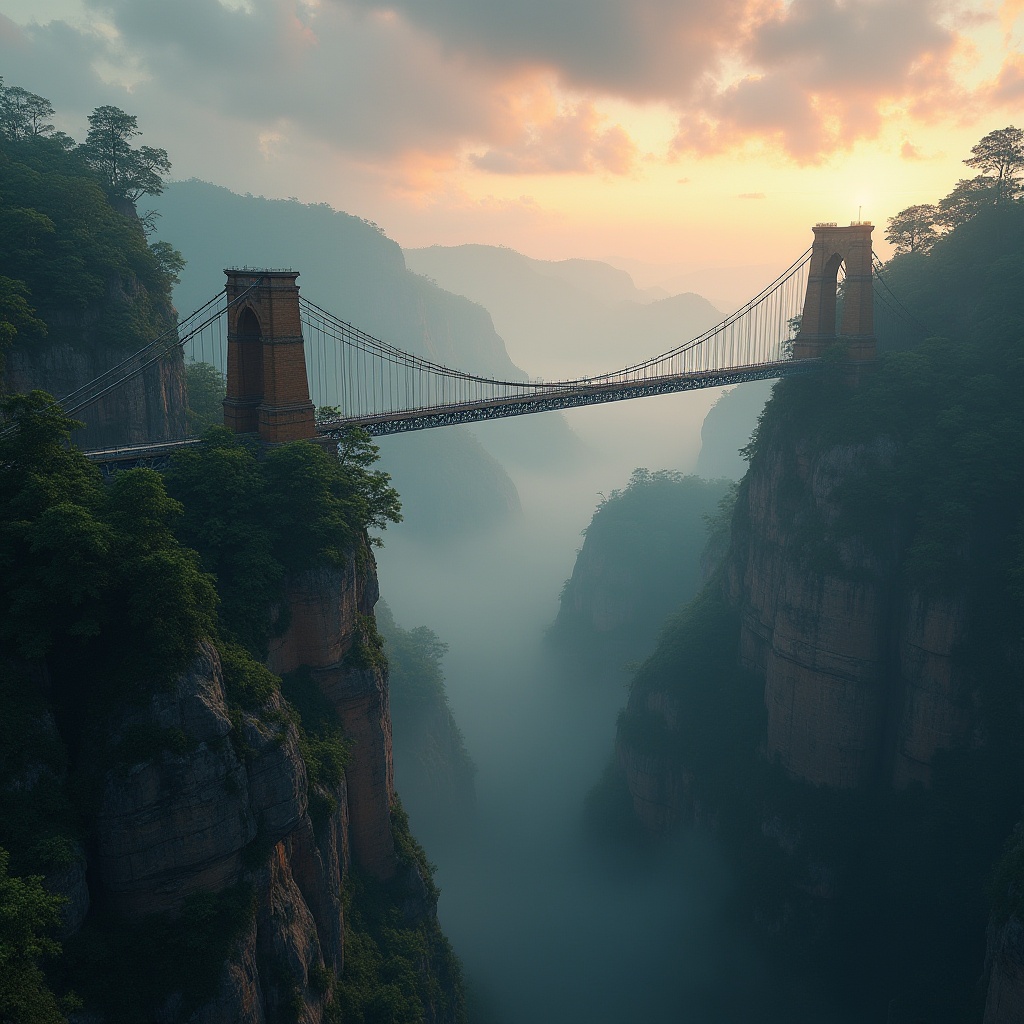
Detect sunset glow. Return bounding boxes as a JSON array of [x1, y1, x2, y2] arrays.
[[1, 0, 1021, 269]]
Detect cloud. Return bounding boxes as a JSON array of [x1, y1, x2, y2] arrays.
[[673, 0, 964, 162], [737, 191, 765, 199], [900, 140, 925, 160], [470, 100, 637, 175], [989, 55, 1024, 104], [341, 0, 761, 100], [0, 0, 995, 194]]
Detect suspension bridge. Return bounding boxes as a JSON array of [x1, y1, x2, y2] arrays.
[[44, 222, 922, 471]]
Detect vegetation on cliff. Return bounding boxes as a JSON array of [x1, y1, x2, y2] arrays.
[[0, 387, 464, 1020], [377, 602, 476, 828], [550, 469, 732, 659], [0, 79, 180, 364], [334, 802, 466, 1024], [596, 134, 1024, 1021]]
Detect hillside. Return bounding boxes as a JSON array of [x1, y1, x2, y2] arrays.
[[594, 199, 1024, 1020]]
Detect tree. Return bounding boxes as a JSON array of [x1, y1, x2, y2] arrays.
[[184, 361, 226, 434], [0, 848, 67, 1024], [0, 85, 56, 141], [885, 204, 939, 255], [0, 276, 46, 368], [936, 176, 997, 230], [963, 126, 1024, 204], [80, 106, 171, 203]]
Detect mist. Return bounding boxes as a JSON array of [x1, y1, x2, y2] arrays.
[[374, 395, 771, 1023]]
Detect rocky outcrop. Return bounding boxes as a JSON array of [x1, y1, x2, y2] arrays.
[[5, 304, 186, 450], [725, 435, 973, 790], [95, 640, 307, 917], [615, 431, 977, 834], [268, 551, 398, 881], [77, 536, 460, 1022]]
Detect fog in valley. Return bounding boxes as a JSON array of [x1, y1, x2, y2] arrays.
[[375, 396, 772, 1023]]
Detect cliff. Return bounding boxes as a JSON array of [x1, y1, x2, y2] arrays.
[[5, 543, 463, 1024], [604, 320, 1024, 1015], [550, 470, 731, 662], [377, 603, 476, 832], [0, 398, 463, 1021], [725, 430, 973, 791], [5, 330, 185, 450]]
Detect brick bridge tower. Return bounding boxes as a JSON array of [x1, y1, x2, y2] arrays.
[[793, 222, 876, 362], [223, 270, 316, 443]]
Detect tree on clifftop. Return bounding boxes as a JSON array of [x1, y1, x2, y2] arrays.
[[963, 125, 1024, 204], [81, 105, 170, 203], [885, 203, 939, 255]]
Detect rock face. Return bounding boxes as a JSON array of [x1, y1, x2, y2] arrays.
[[267, 556, 398, 880], [5, 268, 187, 451], [75, 542, 456, 1022], [94, 640, 305, 916], [616, 428, 977, 832], [727, 434, 975, 790], [6, 340, 186, 449]]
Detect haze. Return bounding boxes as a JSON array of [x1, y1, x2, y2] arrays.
[[2, 0, 1021, 273]]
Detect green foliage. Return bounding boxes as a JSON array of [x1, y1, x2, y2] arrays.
[[280, 667, 350, 823], [80, 105, 171, 204], [218, 641, 280, 712], [885, 126, 1024, 243], [0, 80, 179, 357], [0, 273, 46, 368], [0, 84, 56, 142], [551, 469, 732, 655], [376, 602, 450, 720], [344, 614, 388, 672], [0, 392, 217, 700], [332, 802, 466, 1024], [167, 429, 399, 655], [0, 847, 67, 1024], [0, 663, 78, 876], [184, 360, 224, 433], [165, 428, 281, 653], [64, 883, 255, 1022]]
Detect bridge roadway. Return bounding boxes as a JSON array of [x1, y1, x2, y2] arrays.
[[83, 357, 818, 472]]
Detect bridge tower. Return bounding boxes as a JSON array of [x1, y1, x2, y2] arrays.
[[223, 270, 316, 443], [793, 222, 875, 362]]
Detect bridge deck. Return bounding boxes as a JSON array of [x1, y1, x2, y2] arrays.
[[82, 358, 815, 466]]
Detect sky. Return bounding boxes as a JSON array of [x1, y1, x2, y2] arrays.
[[1, 0, 1021, 272]]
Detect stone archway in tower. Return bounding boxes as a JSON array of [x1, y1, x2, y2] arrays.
[[235, 305, 264, 406], [793, 222, 876, 362]]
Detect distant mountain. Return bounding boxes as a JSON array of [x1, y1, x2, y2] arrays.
[[151, 181, 583, 534], [404, 243, 723, 380], [601, 257, 780, 316], [155, 181, 521, 379]]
